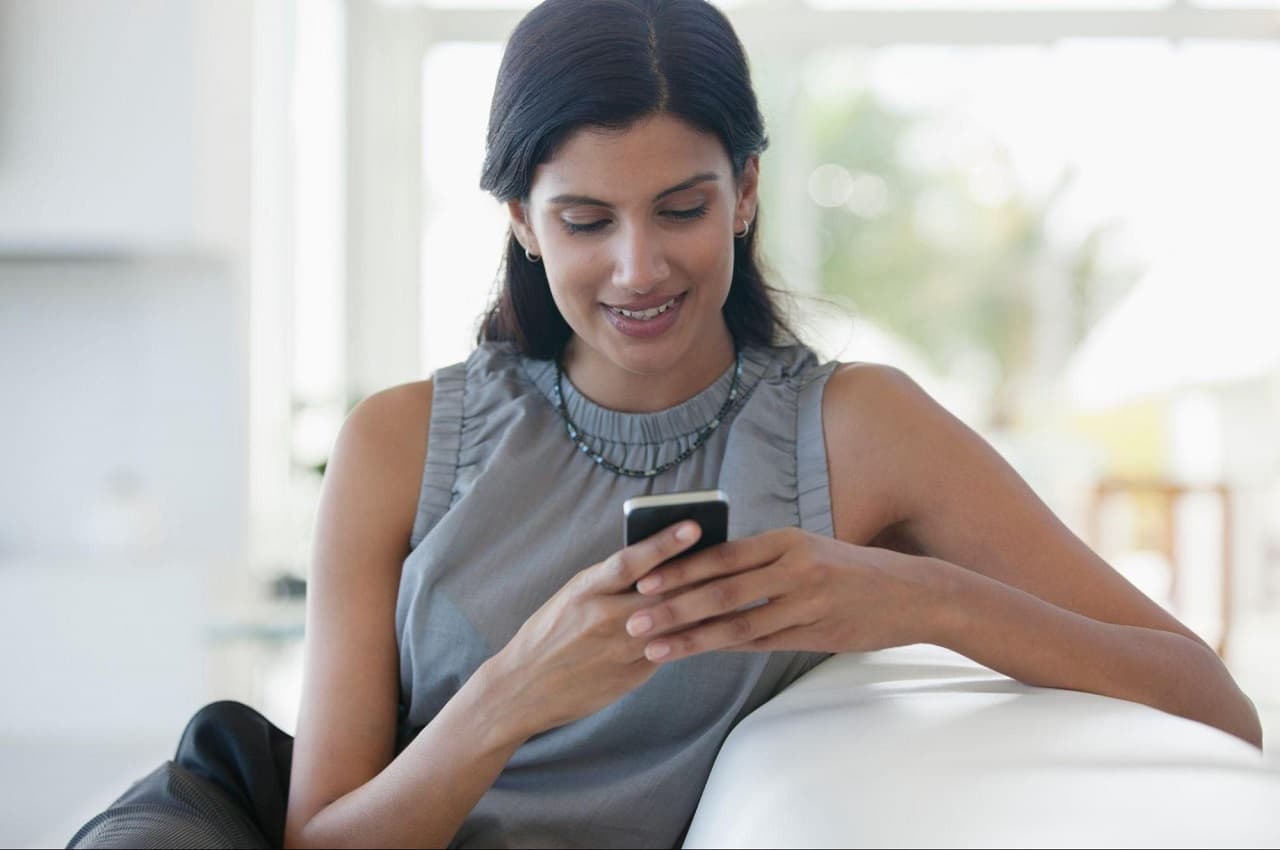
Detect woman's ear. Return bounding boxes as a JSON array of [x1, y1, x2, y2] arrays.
[[506, 199, 540, 257], [734, 156, 760, 231]]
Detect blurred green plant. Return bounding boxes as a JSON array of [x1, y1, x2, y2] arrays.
[[791, 90, 1137, 427]]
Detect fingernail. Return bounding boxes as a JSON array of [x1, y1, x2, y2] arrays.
[[627, 614, 653, 636], [646, 641, 670, 660], [676, 523, 698, 542], [637, 575, 661, 593]]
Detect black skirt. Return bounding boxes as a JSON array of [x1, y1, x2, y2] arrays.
[[67, 701, 294, 849]]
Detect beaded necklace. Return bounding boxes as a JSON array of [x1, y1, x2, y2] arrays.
[[552, 350, 744, 478]]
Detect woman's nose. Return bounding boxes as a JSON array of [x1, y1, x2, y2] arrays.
[[611, 223, 670, 292]]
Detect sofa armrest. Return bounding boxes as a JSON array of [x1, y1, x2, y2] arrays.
[[685, 644, 1279, 848]]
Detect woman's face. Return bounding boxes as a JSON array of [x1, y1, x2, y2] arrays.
[[509, 113, 758, 383]]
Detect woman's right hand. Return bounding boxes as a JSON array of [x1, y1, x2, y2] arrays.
[[478, 520, 704, 740]]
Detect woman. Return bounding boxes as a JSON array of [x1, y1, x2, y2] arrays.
[[69, 1, 1261, 848]]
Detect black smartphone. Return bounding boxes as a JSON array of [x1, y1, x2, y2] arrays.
[[623, 488, 729, 555]]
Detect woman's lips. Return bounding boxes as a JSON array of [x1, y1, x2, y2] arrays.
[[602, 292, 686, 339], [605, 292, 683, 314]]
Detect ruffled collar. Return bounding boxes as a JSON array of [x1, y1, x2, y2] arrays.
[[520, 345, 777, 445]]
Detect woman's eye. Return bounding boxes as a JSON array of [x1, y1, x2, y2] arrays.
[[560, 205, 708, 235], [562, 219, 610, 234], [664, 205, 708, 222]]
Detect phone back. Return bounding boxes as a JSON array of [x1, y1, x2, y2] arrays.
[[624, 500, 728, 556]]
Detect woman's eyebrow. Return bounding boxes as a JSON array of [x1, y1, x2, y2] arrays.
[[547, 172, 719, 208]]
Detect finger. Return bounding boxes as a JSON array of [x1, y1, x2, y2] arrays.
[[634, 528, 793, 596], [593, 520, 702, 595], [627, 559, 788, 639], [639, 596, 807, 663]]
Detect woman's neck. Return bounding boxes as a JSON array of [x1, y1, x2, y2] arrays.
[[560, 327, 737, 413]]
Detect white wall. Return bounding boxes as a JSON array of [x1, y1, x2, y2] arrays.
[[0, 0, 198, 248], [0, 0, 252, 563], [0, 260, 243, 561]]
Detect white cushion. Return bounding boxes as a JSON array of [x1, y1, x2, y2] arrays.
[[686, 644, 1280, 848]]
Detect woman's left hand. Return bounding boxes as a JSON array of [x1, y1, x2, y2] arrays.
[[624, 527, 953, 662]]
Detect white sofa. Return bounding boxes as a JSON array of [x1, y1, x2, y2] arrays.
[[685, 643, 1280, 848]]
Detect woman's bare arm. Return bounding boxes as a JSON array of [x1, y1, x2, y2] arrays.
[[925, 557, 1263, 747], [283, 382, 530, 849], [824, 363, 1262, 748]]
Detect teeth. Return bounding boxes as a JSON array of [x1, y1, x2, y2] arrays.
[[612, 296, 678, 320]]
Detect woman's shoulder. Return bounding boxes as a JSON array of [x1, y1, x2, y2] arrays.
[[352, 378, 435, 438], [342, 342, 543, 478], [824, 359, 917, 404], [819, 358, 928, 474], [317, 378, 436, 559], [340, 379, 436, 484], [819, 359, 940, 546]]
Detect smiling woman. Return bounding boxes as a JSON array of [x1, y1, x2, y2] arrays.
[[67, 1, 1263, 849], [504, 116, 756, 410]]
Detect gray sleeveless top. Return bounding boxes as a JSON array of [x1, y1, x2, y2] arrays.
[[395, 340, 840, 849]]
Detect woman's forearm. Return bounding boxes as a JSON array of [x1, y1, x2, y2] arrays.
[[287, 660, 528, 849], [923, 557, 1263, 749]]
